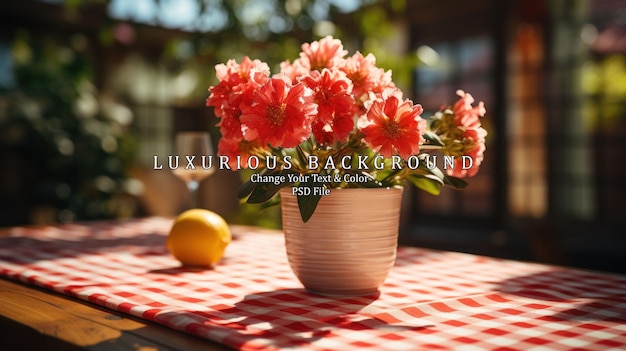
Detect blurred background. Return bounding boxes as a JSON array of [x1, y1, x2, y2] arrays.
[[1, 0, 625, 272]]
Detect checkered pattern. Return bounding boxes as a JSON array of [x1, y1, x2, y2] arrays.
[[1, 217, 625, 350]]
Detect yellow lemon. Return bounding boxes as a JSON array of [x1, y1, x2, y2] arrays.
[[166, 209, 231, 267]]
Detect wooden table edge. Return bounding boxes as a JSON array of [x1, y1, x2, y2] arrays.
[[0, 277, 232, 351]]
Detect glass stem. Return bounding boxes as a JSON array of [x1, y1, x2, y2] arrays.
[[187, 180, 199, 208]]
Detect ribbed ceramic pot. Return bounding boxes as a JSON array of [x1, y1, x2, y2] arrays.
[[280, 187, 403, 296]]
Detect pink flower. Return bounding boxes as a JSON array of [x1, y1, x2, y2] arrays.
[[439, 90, 488, 178], [341, 52, 376, 99], [279, 58, 310, 84], [360, 89, 425, 159], [300, 69, 355, 144], [239, 76, 317, 148], [452, 89, 486, 129], [299, 35, 347, 71], [446, 127, 487, 178]]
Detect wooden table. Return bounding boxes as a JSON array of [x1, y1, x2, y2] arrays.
[[0, 277, 229, 351], [1, 217, 625, 351]]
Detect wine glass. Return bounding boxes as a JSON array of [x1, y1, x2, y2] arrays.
[[172, 132, 216, 209]]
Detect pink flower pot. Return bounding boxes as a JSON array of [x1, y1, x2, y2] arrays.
[[280, 187, 403, 296]]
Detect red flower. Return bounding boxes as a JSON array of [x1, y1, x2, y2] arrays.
[[300, 69, 355, 144], [207, 57, 269, 113], [217, 137, 264, 169], [216, 108, 245, 139], [206, 36, 488, 214], [360, 89, 425, 159], [340, 52, 395, 111], [207, 57, 269, 139], [240, 76, 317, 148]]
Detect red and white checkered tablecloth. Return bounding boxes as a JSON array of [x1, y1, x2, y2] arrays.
[[1, 217, 625, 350]]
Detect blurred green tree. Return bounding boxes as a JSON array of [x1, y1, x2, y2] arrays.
[[0, 31, 137, 225]]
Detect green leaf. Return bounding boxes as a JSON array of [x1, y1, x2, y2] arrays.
[[296, 177, 324, 222], [247, 182, 284, 203], [237, 179, 256, 199], [429, 165, 446, 180], [423, 173, 444, 185], [297, 191, 322, 223], [245, 169, 296, 204], [422, 131, 445, 146], [259, 196, 281, 210], [409, 167, 444, 185], [407, 174, 441, 196], [443, 175, 468, 189]]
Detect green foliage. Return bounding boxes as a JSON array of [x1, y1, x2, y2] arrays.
[[0, 32, 136, 225]]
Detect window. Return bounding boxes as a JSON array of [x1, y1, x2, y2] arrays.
[[546, 0, 626, 220], [507, 23, 548, 218], [412, 36, 496, 221]]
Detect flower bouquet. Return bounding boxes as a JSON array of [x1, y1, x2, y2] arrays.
[[206, 36, 487, 223]]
